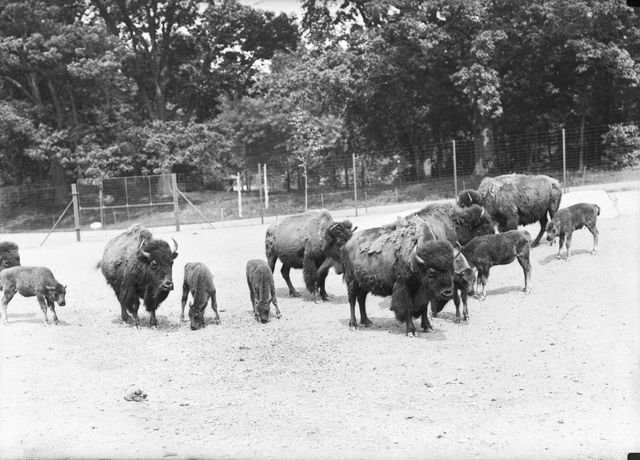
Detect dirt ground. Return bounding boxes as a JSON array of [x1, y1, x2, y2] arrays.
[[1, 198, 639, 459]]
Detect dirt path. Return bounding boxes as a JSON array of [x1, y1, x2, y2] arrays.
[[1, 210, 638, 459]]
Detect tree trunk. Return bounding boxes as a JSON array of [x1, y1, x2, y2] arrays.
[[472, 106, 493, 175]]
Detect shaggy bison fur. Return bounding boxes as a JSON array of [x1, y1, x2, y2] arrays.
[[0, 241, 21, 271], [265, 209, 354, 300], [545, 203, 600, 261], [246, 259, 281, 323], [181, 262, 220, 330], [457, 174, 562, 247], [100, 224, 178, 328], [462, 230, 532, 299], [0, 266, 66, 325], [342, 215, 455, 336]]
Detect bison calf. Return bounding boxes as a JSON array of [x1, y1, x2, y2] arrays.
[[432, 250, 476, 323], [462, 230, 532, 299], [545, 203, 600, 261], [0, 266, 67, 325], [246, 259, 281, 323], [181, 262, 220, 330]]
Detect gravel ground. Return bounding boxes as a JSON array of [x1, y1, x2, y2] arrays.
[[1, 196, 639, 459]]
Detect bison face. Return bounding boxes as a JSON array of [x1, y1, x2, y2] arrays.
[[545, 221, 559, 241], [189, 304, 205, 330], [46, 284, 67, 306], [137, 238, 178, 299], [411, 242, 454, 301], [323, 220, 356, 265], [455, 269, 476, 295], [254, 301, 271, 323], [0, 255, 20, 271]]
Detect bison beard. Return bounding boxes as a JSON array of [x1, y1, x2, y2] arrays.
[[100, 224, 178, 328]]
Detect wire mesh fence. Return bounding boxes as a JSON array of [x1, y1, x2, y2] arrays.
[[1, 121, 638, 234]]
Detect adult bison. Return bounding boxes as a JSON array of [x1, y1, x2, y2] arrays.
[[457, 174, 562, 247], [409, 200, 496, 246], [342, 215, 455, 336], [100, 224, 178, 328], [265, 209, 354, 300], [0, 242, 20, 271]]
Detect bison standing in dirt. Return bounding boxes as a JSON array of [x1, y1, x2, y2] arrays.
[[0, 242, 21, 271], [265, 209, 354, 300], [100, 224, 178, 328], [246, 259, 281, 323], [545, 203, 600, 260], [342, 215, 455, 336], [457, 174, 562, 247], [181, 262, 220, 330]]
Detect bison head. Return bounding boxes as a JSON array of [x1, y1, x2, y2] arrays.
[[137, 237, 178, 301], [254, 299, 271, 324], [0, 242, 20, 271], [457, 190, 483, 208], [323, 220, 356, 265], [545, 221, 559, 241], [410, 240, 454, 301], [46, 284, 67, 306], [453, 249, 475, 296], [453, 205, 496, 245], [188, 302, 206, 330]]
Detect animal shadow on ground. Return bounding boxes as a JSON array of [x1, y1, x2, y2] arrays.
[[486, 285, 526, 296], [338, 316, 448, 341], [110, 314, 183, 332], [4, 312, 71, 326], [274, 287, 347, 304], [433, 311, 471, 324], [538, 248, 592, 266]]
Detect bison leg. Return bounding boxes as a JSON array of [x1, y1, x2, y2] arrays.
[[318, 269, 330, 301], [564, 232, 573, 261], [347, 286, 359, 329], [46, 298, 60, 324], [556, 234, 565, 259], [180, 282, 190, 322], [453, 290, 462, 323], [149, 308, 158, 328], [36, 293, 49, 326], [280, 264, 300, 297], [120, 295, 140, 327], [517, 250, 532, 294], [532, 215, 548, 248], [356, 291, 372, 327], [405, 315, 417, 336], [420, 309, 432, 332], [588, 225, 599, 255], [270, 282, 281, 319], [210, 290, 220, 325], [461, 291, 469, 321], [1, 287, 16, 325]]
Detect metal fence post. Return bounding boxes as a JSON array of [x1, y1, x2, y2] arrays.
[[353, 153, 358, 216], [452, 139, 458, 197], [303, 162, 308, 211], [237, 172, 242, 218], [71, 184, 81, 242], [264, 163, 269, 209], [258, 163, 264, 224], [562, 128, 567, 192], [171, 173, 180, 232]]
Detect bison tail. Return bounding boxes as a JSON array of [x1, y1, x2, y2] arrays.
[[96, 261, 101, 270]]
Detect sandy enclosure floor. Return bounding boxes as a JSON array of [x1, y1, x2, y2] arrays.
[[1, 202, 639, 459]]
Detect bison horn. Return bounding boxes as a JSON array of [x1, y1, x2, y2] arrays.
[[352, 226, 358, 232], [480, 206, 485, 217], [411, 245, 425, 266], [171, 237, 178, 254], [138, 240, 151, 260], [467, 192, 472, 203]]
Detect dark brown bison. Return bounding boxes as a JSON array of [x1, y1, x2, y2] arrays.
[[431, 246, 476, 323], [545, 203, 600, 260], [342, 215, 455, 336], [462, 230, 532, 299], [457, 174, 562, 247], [410, 200, 496, 246], [246, 259, 281, 323], [180, 262, 219, 330], [0, 266, 66, 325], [100, 224, 178, 328], [0, 241, 20, 271], [265, 209, 354, 300]]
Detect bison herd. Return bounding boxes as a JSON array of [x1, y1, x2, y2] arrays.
[[0, 174, 602, 334]]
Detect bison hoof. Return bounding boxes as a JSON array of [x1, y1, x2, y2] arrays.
[[290, 291, 301, 298], [454, 317, 461, 324], [531, 241, 539, 248], [361, 319, 373, 328], [349, 321, 358, 330]]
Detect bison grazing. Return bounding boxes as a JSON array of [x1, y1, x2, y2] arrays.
[[342, 215, 455, 336], [246, 259, 281, 323], [100, 224, 178, 328], [545, 203, 600, 261], [432, 247, 476, 323], [0, 241, 21, 271], [181, 262, 219, 330], [0, 266, 66, 325], [458, 174, 562, 247], [410, 200, 496, 246], [462, 230, 532, 299], [265, 209, 354, 300]]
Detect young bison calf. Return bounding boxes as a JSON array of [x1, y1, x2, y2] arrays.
[[181, 262, 220, 330], [545, 203, 600, 261], [246, 259, 281, 323], [462, 230, 532, 299], [0, 266, 67, 325], [431, 250, 476, 323]]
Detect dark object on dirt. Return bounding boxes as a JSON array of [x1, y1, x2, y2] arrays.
[[100, 224, 178, 328], [246, 259, 281, 323], [432, 247, 476, 323], [181, 262, 219, 330], [457, 174, 562, 247], [265, 209, 354, 300], [124, 389, 147, 402], [0, 266, 66, 325], [462, 230, 532, 299], [342, 215, 455, 336], [545, 203, 600, 261], [0, 241, 21, 271], [410, 200, 496, 246]]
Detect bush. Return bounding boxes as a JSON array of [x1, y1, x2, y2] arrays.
[[601, 124, 640, 168]]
